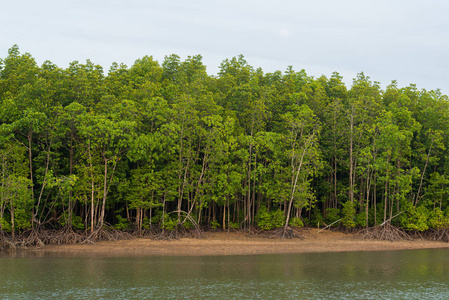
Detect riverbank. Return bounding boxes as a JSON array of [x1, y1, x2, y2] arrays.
[[28, 229, 449, 257]]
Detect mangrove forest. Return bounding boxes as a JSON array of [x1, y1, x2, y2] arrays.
[[1, 45, 449, 247]]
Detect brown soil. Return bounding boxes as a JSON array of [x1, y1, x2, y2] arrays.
[[28, 228, 449, 257]]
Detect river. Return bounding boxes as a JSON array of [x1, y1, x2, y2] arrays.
[[1, 248, 449, 299]]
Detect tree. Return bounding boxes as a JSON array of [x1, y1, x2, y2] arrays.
[[77, 105, 136, 232], [281, 104, 321, 236]]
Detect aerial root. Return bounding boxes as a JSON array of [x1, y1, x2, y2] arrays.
[[153, 224, 205, 241], [361, 222, 412, 242], [83, 225, 132, 244], [0, 229, 44, 250], [423, 228, 449, 242], [267, 226, 304, 239], [0, 234, 17, 251], [38, 228, 85, 245]]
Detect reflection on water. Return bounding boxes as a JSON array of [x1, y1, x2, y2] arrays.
[[1, 249, 449, 299]]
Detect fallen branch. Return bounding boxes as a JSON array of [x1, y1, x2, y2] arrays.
[[317, 218, 342, 233], [379, 211, 404, 226]]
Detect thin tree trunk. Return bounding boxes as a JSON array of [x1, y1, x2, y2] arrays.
[[415, 139, 434, 206], [68, 129, 75, 229], [284, 133, 315, 231], [0, 156, 5, 234], [349, 106, 354, 203], [28, 133, 34, 200], [223, 197, 226, 231], [88, 141, 95, 234], [374, 174, 377, 226], [10, 199, 15, 239], [99, 157, 108, 228], [34, 141, 52, 226]]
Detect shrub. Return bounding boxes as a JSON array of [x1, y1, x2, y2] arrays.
[[400, 203, 430, 232], [255, 206, 285, 230], [309, 208, 324, 227], [152, 212, 178, 231], [0, 217, 11, 232], [324, 207, 340, 224], [142, 217, 150, 230], [355, 211, 367, 227], [428, 208, 449, 229], [161, 213, 178, 231], [342, 201, 356, 228], [290, 217, 304, 228], [59, 213, 85, 230], [210, 220, 220, 229], [229, 222, 239, 229], [114, 215, 131, 230]]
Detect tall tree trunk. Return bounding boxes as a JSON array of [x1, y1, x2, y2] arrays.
[[10, 199, 15, 239], [415, 139, 434, 206], [98, 157, 108, 228], [349, 105, 354, 203], [68, 129, 75, 229], [284, 134, 315, 232], [384, 162, 389, 223], [88, 141, 95, 234], [247, 139, 253, 231], [28, 133, 34, 200]]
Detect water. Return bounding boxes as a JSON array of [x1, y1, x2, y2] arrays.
[[1, 249, 449, 299]]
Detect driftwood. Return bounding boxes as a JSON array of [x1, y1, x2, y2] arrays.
[[317, 218, 342, 233]]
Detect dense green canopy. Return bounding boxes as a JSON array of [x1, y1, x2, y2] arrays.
[[1, 45, 449, 238]]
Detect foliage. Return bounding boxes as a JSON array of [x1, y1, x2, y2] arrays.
[[289, 217, 304, 228], [324, 208, 340, 225], [114, 215, 131, 231], [210, 220, 220, 229], [255, 206, 285, 230], [151, 212, 178, 231], [59, 213, 85, 230], [309, 208, 325, 227], [355, 211, 367, 228], [0, 217, 11, 232], [400, 203, 430, 232], [341, 201, 356, 228], [1, 45, 449, 238], [428, 208, 449, 229]]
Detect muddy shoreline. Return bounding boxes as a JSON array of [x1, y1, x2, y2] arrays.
[[23, 229, 449, 257]]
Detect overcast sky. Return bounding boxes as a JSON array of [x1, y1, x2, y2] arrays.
[[1, 0, 448, 94]]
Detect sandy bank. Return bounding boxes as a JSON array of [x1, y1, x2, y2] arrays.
[[28, 229, 449, 257]]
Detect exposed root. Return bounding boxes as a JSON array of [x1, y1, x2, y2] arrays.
[[38, 228, 85, 245], [154, 230, 182, 240], [0, 233, 17, 251], [423, 228, 449, 242], [361, 222, 412, 242], [171, 210, 205, 239], [339, 226, 359, 234], [153, 225, 205, 241], [267, 226, 305, 239], [0, 229, 44, 250], [24, 230, 45, 248], [84, 225, 132, 244], [1, 224, 206, 250], [242, 227, 262, 236]]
